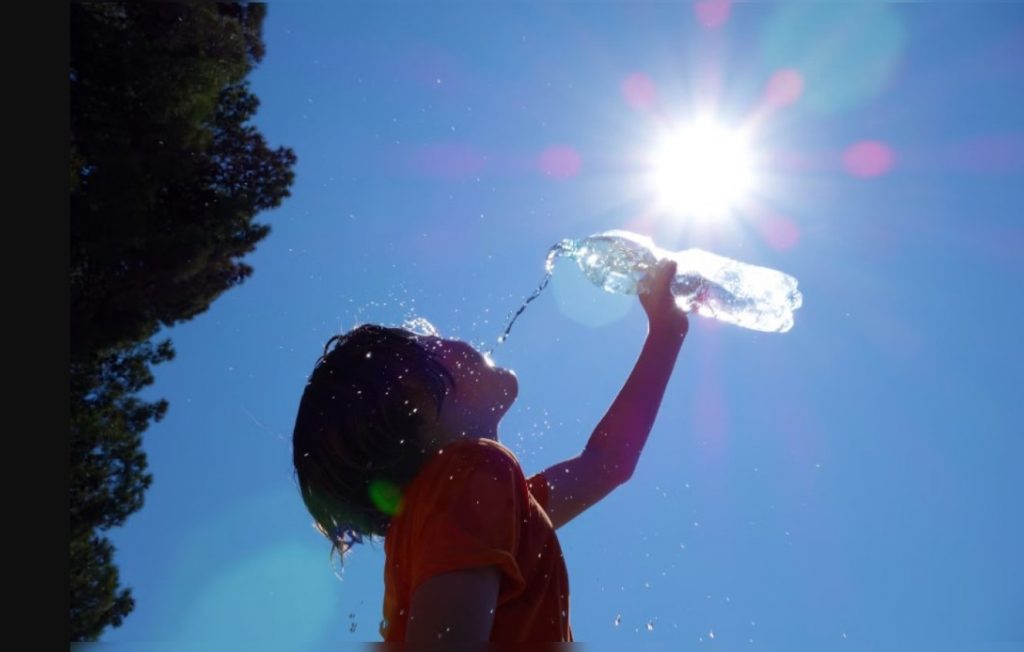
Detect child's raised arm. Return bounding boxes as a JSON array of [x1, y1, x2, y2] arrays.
[[534, 260, 688, 530]]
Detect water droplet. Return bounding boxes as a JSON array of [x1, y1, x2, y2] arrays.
[[709, 629, 715, 639], [646, 620, 655, 632], [401, 317, 439, 336], [349, 621, 357, 633], [614, 614, 622, 627]]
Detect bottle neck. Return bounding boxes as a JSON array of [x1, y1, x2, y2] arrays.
[[545, 239, 578, 272]]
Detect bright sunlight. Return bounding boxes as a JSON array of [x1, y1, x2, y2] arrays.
[[649, 117, 758, 220]]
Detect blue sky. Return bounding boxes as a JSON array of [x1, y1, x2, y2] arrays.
[[103, 2, 1022, 649]]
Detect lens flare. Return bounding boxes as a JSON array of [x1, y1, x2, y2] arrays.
[[538, 145, 583, 178]]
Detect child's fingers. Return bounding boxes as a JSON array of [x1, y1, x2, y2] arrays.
[[640, 260, 675, 300], [658, 260, 677, 294], [663, 259, 677, 280]]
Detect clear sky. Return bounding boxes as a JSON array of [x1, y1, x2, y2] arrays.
[[103, 2, 1023, 649]]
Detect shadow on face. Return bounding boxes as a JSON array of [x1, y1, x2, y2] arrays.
[[418, 337, 519, 438]]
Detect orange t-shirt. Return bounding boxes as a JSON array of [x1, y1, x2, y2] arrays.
[[382, 438, 572, 642]]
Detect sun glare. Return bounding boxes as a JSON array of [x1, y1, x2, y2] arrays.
[[649, 118, 758, 220]]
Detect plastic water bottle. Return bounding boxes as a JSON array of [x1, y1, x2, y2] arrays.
[[551, 229, 803, 333]]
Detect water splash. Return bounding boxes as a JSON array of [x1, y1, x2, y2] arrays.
[[488, 239, 575, 354], [402, 316, 440, 337]]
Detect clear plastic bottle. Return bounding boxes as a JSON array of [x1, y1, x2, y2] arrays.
[[550, 229, 803, 333]]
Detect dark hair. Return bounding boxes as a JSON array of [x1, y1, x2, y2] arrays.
[[292, 324, 455, 559]]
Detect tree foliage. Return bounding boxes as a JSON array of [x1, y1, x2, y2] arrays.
[[70, 3, 296, 639]]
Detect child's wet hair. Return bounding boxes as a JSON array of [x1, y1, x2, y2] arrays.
[[292, 324, 455, 558]]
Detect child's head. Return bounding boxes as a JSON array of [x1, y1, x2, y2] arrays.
[[292, 324, 518, 555]]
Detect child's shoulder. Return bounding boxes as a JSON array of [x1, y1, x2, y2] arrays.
[[435, 438, 525, 479]]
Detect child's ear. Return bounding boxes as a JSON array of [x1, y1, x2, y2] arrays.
[[400, 378, 443, 420]]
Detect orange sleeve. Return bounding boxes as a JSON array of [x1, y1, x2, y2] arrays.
[[526, 472, 551, 513], [407, 443, 527, 607]]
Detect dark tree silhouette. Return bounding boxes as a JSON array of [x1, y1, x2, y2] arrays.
[[70, 3, 296, 639]]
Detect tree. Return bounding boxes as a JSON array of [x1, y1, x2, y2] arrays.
[[70, 3, 296, 639]]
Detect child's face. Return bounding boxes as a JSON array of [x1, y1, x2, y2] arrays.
[[418, 336, 518, 440]]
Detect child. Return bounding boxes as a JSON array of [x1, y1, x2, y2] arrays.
[[292, 260, 688, 642]]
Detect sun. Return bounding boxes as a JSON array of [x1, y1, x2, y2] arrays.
[[649, 117, 758, 220]]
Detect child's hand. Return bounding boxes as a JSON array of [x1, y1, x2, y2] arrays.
[[640, 260, 689, 338]]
